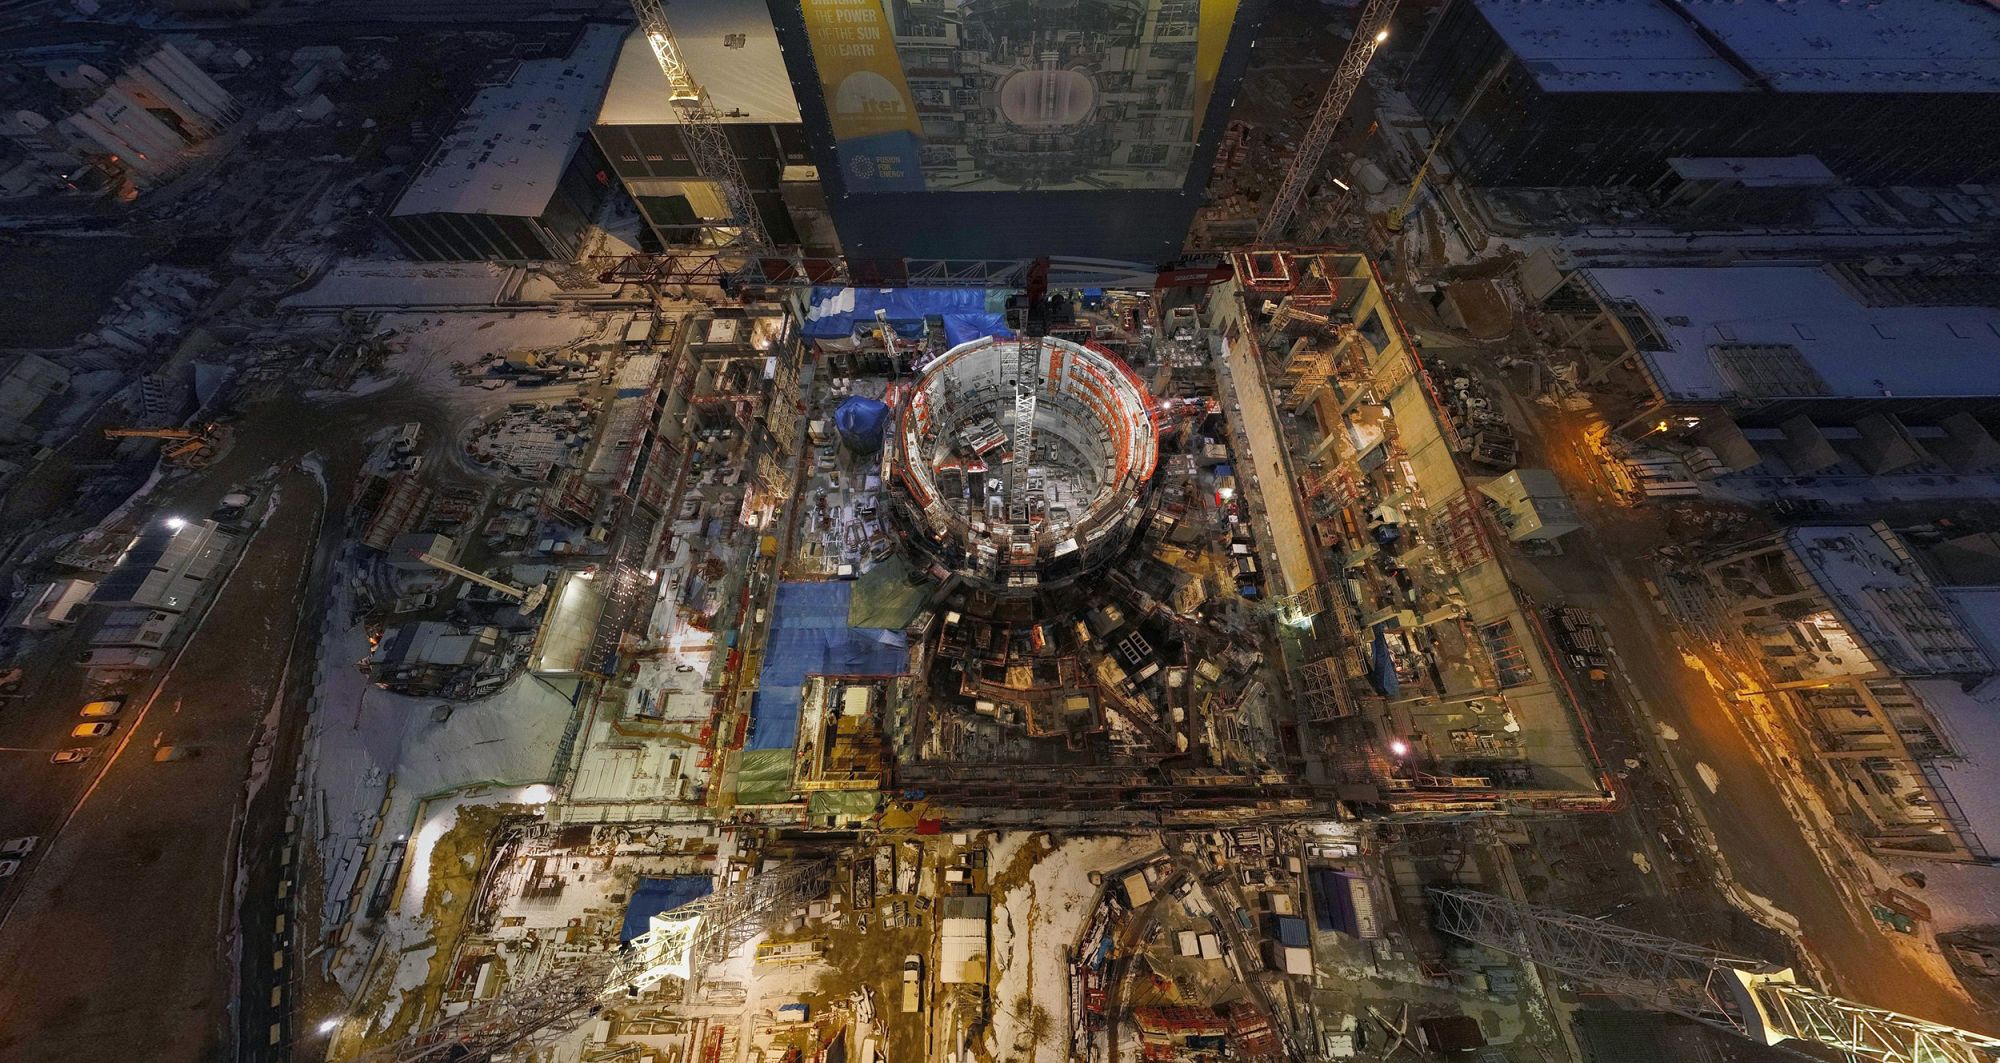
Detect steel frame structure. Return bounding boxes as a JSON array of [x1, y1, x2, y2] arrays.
[[1254, 0, 1399, 244], [364, 859, 831, 1062], [595, 252, 1180, 293], [1432, 888, 2000, 1063], [629, 0, 769, 249]]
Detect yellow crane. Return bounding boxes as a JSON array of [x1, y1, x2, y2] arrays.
[[409, 550, 549, 613], [102, 422, 228, 468], [1384, 60, 1507, 232]]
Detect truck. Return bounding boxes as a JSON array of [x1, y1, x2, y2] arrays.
[[901, 954, 923, 1013]]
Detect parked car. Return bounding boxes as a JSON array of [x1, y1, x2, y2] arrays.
[[0, 859, 18, 879], [71, 722, 115, 739], [0, 837, 36, 858], [50, 748, 91, 765], [901, 954, 923, 1013], [78, 698, 124, 718]]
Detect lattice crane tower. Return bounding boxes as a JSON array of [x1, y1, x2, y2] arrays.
[[1432, 888, 2000, 1063], [629, 0, 770, 250], [363, 859, 831, 1062], [1254, 0, 1398, 245]]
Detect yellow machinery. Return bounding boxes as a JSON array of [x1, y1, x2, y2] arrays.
[[102, 422, 228, 468], [1384, 60, 1507, 232]]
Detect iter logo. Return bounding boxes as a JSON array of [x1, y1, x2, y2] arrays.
[[833, 71, 907, 118]]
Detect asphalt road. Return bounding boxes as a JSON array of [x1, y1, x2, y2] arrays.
[[1516, 403, 1997, 1035], [0, 384, 450, 1061], [0, 465, 322, 1062]]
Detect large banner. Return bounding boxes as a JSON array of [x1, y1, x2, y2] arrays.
[[800, 0, 1242, 194]]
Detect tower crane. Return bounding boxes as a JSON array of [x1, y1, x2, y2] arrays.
[[628, 0, 770, 250], [1433, 888, 2000, 1063], [360, 858, 831, 1062], [1006, 259, 1052, 582], [1383, 59, 1506, 232], [1254, 0, 1399, 245], [409, 550, 549, 613]]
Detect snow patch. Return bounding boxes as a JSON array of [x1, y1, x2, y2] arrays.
[[1696, 762, 1721, 793], [1657, 722, 1679, 741]]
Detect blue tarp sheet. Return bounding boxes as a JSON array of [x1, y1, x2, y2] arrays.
[[747, 582, 908, 751], [835, 395, 890, 453], [804, 287, 1013, 344], [1369, 624, 1400, 697], [621, 876, 713, 942]]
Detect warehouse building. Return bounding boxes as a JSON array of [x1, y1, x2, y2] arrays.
[[1702, 523, 1996, 860], [1539, 264, 2000, 477], [1405, 0, 2000, 187], [385, 22, 625, 262], [589, 5, 830, 251]]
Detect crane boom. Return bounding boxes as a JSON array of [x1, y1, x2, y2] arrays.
[[1384, 59, 1506, 232], [1255, 0, 1399, 245], [411, 551, 528, 600], [362, 859, 831, 1062], [629, 0, 771, 249], [103, 426, 203, 441], [1433, 888, 2000, 1063]]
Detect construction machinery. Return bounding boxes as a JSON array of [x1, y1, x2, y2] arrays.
[[410, 550, 549, 613], [1434, 888, 2000, 1063], [102, 422, 228, 468], [1384, 60, 1507, 232], [1255, 0, 1400, 245], [628, 0, 768, 250], [363, 857, 832, 1062]]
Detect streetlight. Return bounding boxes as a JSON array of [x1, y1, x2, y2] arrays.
[[1388, 739, 1409, 757], [1375, 29, 1389, 44], [164, 515, 187, 530], [317, 1018, 341, 1035]]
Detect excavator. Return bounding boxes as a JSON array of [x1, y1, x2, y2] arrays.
[[101, 422, 229, 469]]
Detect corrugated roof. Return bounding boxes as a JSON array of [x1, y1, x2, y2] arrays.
[[1584, 265, 2000, 402], [391, 22, 626, 219], [1474, 0, 2000, 95], [596, 4, 800, 127]]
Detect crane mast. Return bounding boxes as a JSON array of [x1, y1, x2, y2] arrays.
[[629, 0, 771, 250], [1254, 0, 1398, 245], [1007, 260, 1052, 580], [1384, 58, 1506, 232], [1434, 888, 2000, 1063]]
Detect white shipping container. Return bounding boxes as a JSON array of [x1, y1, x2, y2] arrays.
[[1122, 870, 1153, 906], [1197, 933, 1223, 960], [1176, 930, 1199, 957]]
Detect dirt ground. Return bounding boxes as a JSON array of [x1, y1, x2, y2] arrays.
[[332, 803, 529, 1059]]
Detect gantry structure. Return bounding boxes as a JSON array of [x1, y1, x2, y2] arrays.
[[1433, 888, 2000, 1063]]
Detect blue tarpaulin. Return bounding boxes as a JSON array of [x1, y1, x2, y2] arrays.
[[1368, 624, 1399, 697], [834, 395, 890, 453], [804, 287, 1013, 345], [747, 582, 908, 751], [621, 876, 713, 942]]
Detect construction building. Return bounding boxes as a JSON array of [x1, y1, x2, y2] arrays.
[[885, 334, 1159, 593], [385, 22, 625, 262], [1207, 250, 1608, 812], [1537, 264, 2000, 477], [2, 39, 239, 195], [1701, 522, 1997, 861], [1404, 0, 2000, 188], [765, 0, 1271, 271], [590, 5, 831, 250], [89, 518, 231, 614]]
